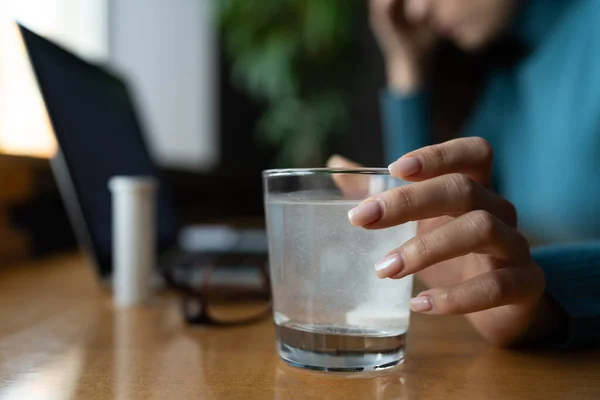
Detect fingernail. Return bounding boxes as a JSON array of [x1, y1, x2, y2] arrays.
[[374, 253, 404, 278], [410, 296, 432, 312], [348, 201, 382, 226], [389, 157, 421, 177]]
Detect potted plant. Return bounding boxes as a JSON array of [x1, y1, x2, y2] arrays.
[[219, 0, 361, 167]]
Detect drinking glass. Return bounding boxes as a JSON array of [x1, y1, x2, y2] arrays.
[[263, 168, 416, 372]]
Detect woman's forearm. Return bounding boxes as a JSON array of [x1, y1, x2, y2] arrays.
[[386, 58, 423, 94], [380, 90, 432, 163]]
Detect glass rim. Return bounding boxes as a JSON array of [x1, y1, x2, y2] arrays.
[[262, 168, 390, 177]]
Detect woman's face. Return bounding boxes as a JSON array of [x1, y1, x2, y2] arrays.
[[405, 0, 519, 50]]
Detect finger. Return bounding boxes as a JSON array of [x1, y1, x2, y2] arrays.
[[348, 173, 517, 229], [369, 0, 393, 27], [389, 137, 493, 185], [409, 266, 545, 315], [374, 210, 529, 279], [326, 155, 369, 199], [404, 0, 428, 24], [370, 0, 406, 42], [326, 154, 363, 169], [369, 0, 397, 22]]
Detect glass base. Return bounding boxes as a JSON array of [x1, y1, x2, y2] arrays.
[[278, 342, 405, 372]]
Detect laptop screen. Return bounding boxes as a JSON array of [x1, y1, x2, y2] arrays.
[[20, 25, 179, 277]]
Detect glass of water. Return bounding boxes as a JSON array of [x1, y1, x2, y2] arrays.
[[263, 168, 416, 372]]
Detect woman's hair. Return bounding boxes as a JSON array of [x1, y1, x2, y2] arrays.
[[430, 35, 527, 142]]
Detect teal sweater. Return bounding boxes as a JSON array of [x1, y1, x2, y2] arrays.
[[381, 0, 600, 347]]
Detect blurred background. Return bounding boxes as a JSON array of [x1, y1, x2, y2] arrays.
[[0, 0, 388, 265]]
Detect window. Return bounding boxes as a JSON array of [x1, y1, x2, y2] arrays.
[[0, 0, 107, 158]]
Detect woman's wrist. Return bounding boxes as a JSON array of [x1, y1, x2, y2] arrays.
[[386, 57, 423, 95]]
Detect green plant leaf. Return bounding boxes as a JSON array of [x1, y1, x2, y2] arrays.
[[218, 0, 359, 167]]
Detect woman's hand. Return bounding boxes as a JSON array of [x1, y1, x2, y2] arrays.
[[344, 138, 550, 346], [370, 0, 437, 93]]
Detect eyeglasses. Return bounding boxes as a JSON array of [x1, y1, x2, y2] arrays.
[[160, 251, 271, 326]]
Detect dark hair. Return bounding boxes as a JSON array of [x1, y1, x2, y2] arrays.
[[430, 35, 527, 142]]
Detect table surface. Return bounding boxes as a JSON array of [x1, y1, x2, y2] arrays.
[[0, 254, 599, 400]]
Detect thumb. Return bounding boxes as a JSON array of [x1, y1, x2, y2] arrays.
[[326, 154, 363, 169], [326, 155, 369, 200]]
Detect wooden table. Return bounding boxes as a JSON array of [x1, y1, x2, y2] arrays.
[[0, 155, 38, 264], [1, 254, 599, 399]]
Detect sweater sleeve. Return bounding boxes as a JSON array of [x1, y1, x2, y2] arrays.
[[531, 241, 600, 348], [380, 89, 432, 165]]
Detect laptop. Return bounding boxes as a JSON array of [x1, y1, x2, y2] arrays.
[[18, 24, 267, 284]]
